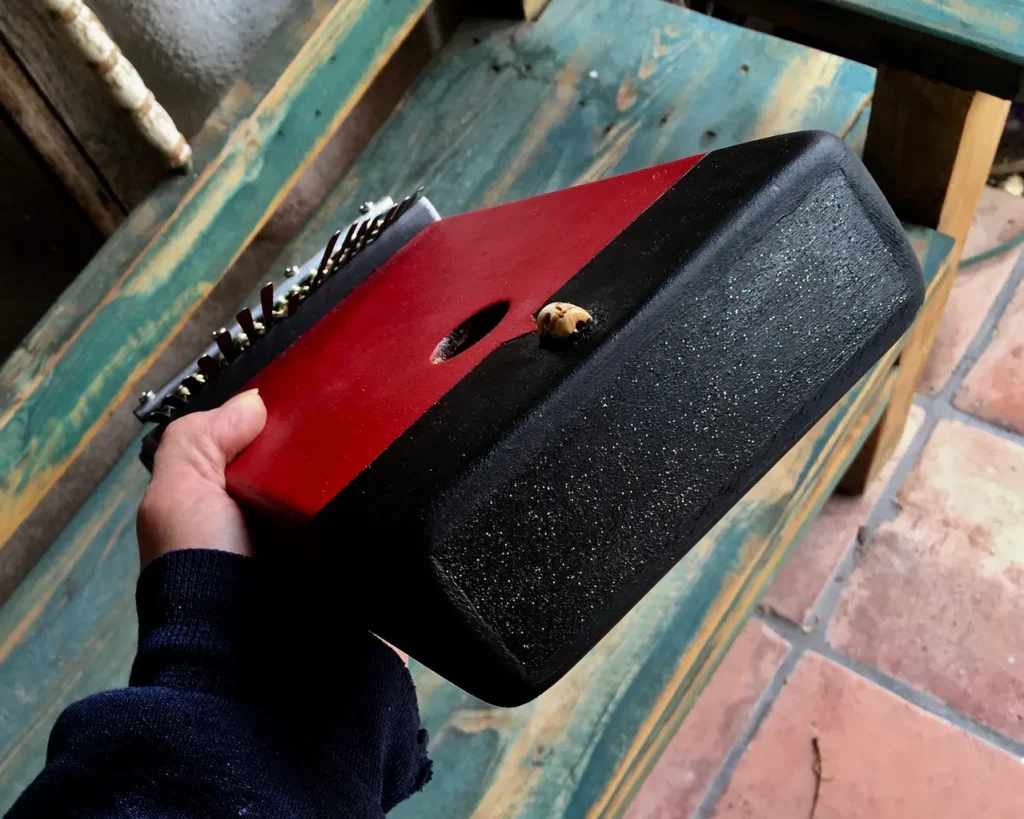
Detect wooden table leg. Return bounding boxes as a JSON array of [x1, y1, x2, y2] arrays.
[[840, 66, 1009, 493]]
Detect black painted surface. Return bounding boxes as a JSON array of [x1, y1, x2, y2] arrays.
[[320, 131, 923, 705]]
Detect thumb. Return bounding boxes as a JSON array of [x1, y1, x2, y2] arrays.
[[153, 389, 267, 483], [206, 388, 268, 464], [139, 389, 267, 564]]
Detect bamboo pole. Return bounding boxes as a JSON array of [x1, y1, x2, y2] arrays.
[[40, 0, 192, 169]]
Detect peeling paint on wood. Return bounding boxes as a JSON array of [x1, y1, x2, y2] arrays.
[[0, 0, 431, 583]]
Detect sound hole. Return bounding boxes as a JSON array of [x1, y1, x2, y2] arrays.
[[430, 301, 510, 363]]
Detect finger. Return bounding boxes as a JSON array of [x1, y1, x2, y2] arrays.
[[207, 389, 268, 464], [153, 389, 267, 480]]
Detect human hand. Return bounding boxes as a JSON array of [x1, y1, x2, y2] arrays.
[[137, 389, 267, 567]]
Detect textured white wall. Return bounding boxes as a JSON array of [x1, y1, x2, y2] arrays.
[[88, 0, 293, 138]]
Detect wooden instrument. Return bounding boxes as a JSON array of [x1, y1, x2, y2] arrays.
[[137, 131, 924, 705]]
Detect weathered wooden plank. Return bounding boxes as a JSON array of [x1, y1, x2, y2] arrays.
[[0, 442, 145, 805], [840, 67, 1009, 491], [277, 0, 875, 268], [0, 0, 431, 585], [701, 0, 1024, 99], [0, 0, 955, 812], [0, 38, 124, 235]]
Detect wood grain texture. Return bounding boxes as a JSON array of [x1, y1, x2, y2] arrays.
[[0, 0, 431, 587], [840, 67, 1008, 491], [0, 0, 955, 813], [0, 37, 123, 235], [861, 66, 1010, 233], [0, 6, 165, 207], [276, 0, 875, 273], [704, 0, 1024, 99]]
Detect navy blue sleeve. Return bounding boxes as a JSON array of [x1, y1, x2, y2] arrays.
[[6, 549, 431, 818]]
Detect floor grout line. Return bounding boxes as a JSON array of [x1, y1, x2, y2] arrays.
[[690, 244, 1024, 816], [758, 613, 1024, 761], [934, 247, 1024, 404], [946, 403, 1024, 447], [798, 404, 941, 626], [690, 404, 944, 817], [691, 641, 808, 819]]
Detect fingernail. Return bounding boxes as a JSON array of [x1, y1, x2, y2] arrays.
[[224, 387, 262, 408]]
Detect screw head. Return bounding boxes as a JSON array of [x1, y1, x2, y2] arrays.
[[359, 201, 374, 214], [138, 390, 155, 405]]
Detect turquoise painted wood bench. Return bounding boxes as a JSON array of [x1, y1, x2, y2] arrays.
[[0, 0, 433, 599], [0, 0, 957, 815]]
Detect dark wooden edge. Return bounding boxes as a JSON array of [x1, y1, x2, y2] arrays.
[[701, 0, 1024, 100], [0, 35, 123, 235], [460, 0, 551, 21]]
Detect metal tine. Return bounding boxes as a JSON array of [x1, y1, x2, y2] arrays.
[[182, 374, 205, 394], [260, 283, 275, 326], [237, 307, 259, 338], [381, 200, 404, 230], [396, 188, 421, 219], [395, 195, 414, 220], [354, 216, 372, 245], [330, 249, 350, 272], [324, 191, 423, 279], [340, 220, 359, 251], [214, 328, 238, 363], [163, 394, 187, 410], [379, 207, 398, 231], [287, 290, 302, 316], [314, 230, 342, 285], [197, 355, 221, 379], [368, 214, 387, 239], [143, 406, 176, 424], [326, 224, 357, 272]]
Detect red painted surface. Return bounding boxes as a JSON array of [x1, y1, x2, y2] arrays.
[[227, 155, 704, 518]]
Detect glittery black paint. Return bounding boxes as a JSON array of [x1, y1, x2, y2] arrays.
[[317, 132, 924, 705]]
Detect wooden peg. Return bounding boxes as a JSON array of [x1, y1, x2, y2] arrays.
[[40, 0, 193, 169]]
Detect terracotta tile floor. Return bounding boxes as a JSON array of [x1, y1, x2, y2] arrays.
[[630, 186, 1024, 818]]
